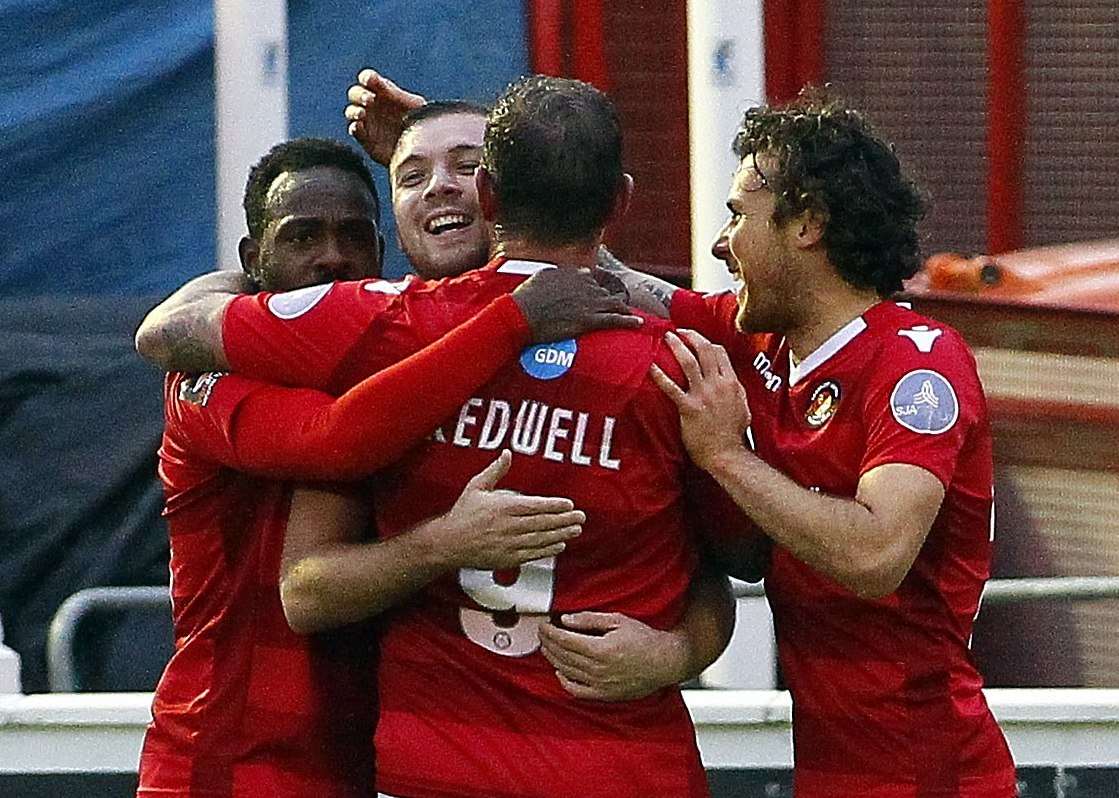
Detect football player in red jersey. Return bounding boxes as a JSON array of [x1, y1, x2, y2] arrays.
[[645, 91, 1018, 796], [144, 76, 730, 798], [136, 138, 640, 798], [141, 88, 737, 707], [351, 91, 737, 700]]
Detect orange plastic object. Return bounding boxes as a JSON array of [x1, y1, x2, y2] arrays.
[[913, 239, 1119, 311]]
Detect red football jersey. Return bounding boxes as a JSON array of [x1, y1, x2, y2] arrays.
[[221, 258, 709, 798], [672, 291, 1016, 798], [140, 372, 378, 798], [140, 298, 533, 797]]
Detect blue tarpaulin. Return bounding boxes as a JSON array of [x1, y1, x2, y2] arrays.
[[0, 0, 527, 692], [1, 0, 528, 296]]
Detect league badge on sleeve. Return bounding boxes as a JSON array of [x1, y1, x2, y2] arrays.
[[266, 282, 332, 319], [520, 339, 577, 380], [178, 372, 225, 407], [890, 369, 959, 434], [805, 380, 840, 428]]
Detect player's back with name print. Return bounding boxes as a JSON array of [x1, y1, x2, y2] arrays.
[[374, 308, 695, 645], [369, 263, 707, 796], [371, 311, 706, 798]]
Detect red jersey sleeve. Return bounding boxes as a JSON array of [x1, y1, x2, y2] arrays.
[[669, 289, 740, 346], [170, 295, 531, 480], [222, 277, 421, 390], [322, 275, 486, 392], [859, 327, 986, 489]]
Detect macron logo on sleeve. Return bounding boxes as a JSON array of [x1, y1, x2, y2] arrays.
[[266, 283, 332, 320], [897, 325, 943, 353]]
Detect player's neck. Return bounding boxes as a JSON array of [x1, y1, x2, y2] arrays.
[[493, 236, 600, 269], [786, 280, 880, 362]]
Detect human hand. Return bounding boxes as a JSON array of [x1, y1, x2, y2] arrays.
[[345, 69, 426, 166], [650, 329, 751, 472], [434, 450, 584, 570], [511, 268, 643, 343], [538, 612, 689, 701]]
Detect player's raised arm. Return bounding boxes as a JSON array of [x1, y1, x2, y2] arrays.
[[280, 451, 584, 633], [213, 266, 642, 391], [345, 69, 426, 166], [537, 563, 735, 702], [135, 270, 250, 372]]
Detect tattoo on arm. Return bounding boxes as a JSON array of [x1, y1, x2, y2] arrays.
[[596, 245, 678, 315], [634, 277, 677, 308], [596, 245, 627, 272], [158, 315, 227, 373], [136, 271, 248, 370]]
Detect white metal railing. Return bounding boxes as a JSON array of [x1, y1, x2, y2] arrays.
[[46, 586, 170, 693], [43, 577, 1119, 692]]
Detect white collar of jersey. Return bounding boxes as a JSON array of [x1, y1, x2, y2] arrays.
[[496, 259, 557, 275], [787, 314, 868, 387]]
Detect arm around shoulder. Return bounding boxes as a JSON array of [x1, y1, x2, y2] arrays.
[[135, 271, 250, 372]]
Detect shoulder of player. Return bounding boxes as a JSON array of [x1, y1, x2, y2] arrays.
[[545, 315, 684, 389], [860, 304, 985, 425], [868, 302, 976, 369], [374, 267, 500, 305], [355, 272, 428, 297], [605, 313, 681, 354], [247, 275, 430, 323]]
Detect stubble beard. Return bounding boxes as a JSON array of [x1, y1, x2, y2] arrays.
[[408, 231, 491, 280], [733, 251, 796, 336]]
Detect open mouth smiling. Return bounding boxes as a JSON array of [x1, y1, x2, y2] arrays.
[[425, 213, 474, 235]]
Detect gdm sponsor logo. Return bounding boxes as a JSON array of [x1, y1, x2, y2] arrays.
[[520, 339, 577, 380]]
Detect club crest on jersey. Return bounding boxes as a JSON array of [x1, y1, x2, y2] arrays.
[[519, 339, 577, 380], [890, 369, 959, 435], [805, 380, 840, 428], [266, 282, 331, 319]]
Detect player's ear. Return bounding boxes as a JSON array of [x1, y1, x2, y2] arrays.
[[476, 166, 499, 222], [790, 209, 827, 250], [238, 236, 261, 275], [605, 173, 634, 229]]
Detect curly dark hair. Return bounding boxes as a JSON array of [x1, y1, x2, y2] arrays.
[[483, 75, 623, 246], [734, 88, 927, 296], [243, 137, 379, 240]]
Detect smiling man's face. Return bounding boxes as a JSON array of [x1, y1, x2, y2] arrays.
[[389, 112, 491, 279]]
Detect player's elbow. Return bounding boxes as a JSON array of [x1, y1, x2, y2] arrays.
[[280, 559, 335, 634], [842, 551, 910, 600], [134, 312, 172, 368], [847, 571, 903, 600], [134, 297, 230, 373]]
